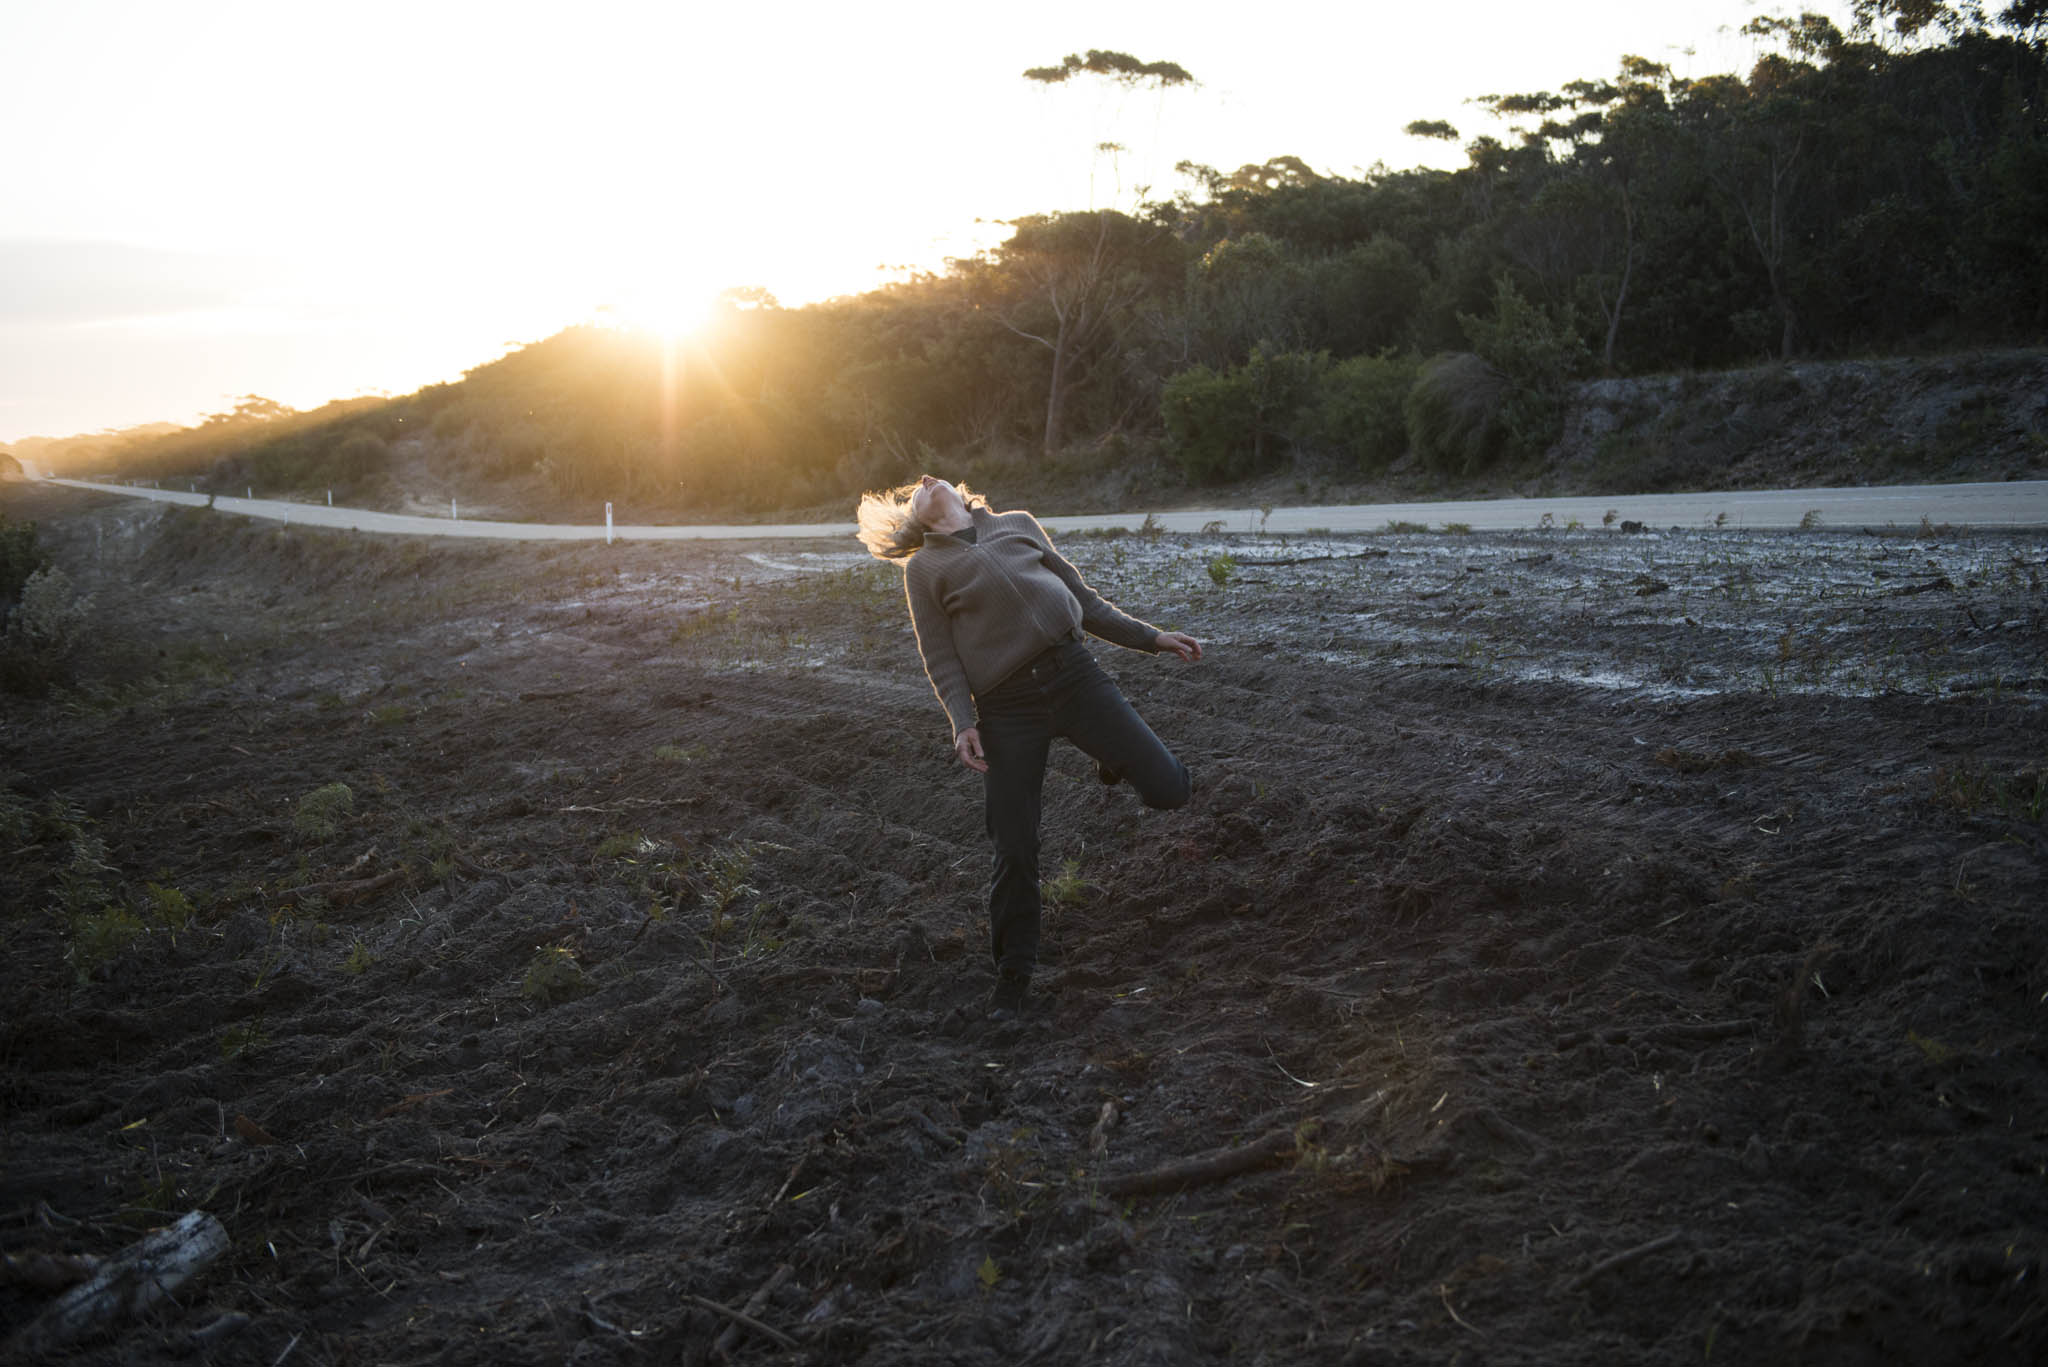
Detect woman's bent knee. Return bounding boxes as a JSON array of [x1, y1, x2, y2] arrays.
[[1140, 765, 1192, 811]]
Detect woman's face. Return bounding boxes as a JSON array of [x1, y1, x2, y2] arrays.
[[910, 475, 964, 526]]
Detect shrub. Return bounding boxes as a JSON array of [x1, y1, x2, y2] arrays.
[[1, 560, 93, 696], [1456, 276, 1591, 463], [11, 566, 93, 654], [0, 516, 47, 623], [1309, 351, 1419, 471], [523, 945, 592, 1005], [1162, 364, 1254, 482], [334, 430, 391, 479], [1405, 352, 1509, 475], [1163, 345, 1324, 484], [293, 783, 355, 839]]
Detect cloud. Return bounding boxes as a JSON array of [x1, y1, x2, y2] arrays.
[[0, 239, 281, 326]]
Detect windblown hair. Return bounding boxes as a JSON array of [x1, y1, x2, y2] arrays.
[[855, 481, 988, 561]]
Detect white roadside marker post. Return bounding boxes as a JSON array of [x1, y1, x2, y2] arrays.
[[452, 498, 459, 521], [606, 502, 614, 545]]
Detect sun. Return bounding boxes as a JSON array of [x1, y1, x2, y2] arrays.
[[596, 276, 723, 340]]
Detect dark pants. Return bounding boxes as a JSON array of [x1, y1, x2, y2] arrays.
[[973, 638, 1191, 981]]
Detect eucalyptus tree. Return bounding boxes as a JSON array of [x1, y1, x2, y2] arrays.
[[989, 210, 1185, 457]]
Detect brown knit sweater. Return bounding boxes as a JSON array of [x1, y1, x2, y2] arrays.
[[905, 507, 1162, 737]]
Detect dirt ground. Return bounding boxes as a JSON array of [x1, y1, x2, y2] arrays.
[[4, 482, 2046, 1365]]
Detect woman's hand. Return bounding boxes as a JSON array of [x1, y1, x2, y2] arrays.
[[1155, 630, 1203, 663], [954, 726, 989, 773]]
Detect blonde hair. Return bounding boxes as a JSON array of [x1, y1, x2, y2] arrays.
[[855, 480, 987, 561]]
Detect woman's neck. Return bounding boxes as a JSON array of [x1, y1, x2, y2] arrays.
[[929, 505, 973, 536]]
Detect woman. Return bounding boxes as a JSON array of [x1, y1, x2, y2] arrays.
[[858, 475, 1201, 1018]]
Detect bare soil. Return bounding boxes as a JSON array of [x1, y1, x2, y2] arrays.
[[4, 482, 2047, 1365]]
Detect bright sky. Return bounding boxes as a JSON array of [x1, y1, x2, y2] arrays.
[[0, 0, 1843, 443]]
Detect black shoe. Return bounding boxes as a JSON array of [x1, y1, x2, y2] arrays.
[[1096, 762, 1123, 787], [987, 974, 1030, 1019]]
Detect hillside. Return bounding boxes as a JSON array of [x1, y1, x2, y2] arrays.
[[30, 14, 2048, 525]]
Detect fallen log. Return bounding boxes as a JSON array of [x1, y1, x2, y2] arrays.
[[9, 1210, 229, 1354]]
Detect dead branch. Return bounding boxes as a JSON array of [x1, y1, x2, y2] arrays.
[[377, 1088, 453, 1119], [690, 1261, 796, 1358], [1565, 1230, 1686, 1293], [0, 1250, 101, 1291], [1098, 1125, 1308, 1198], [1232, 550, 1391, 566], [282, 868, 404, 908], [1439, 1283, 1486, 1335], [1088, 1099, 1121, 1157], [1640, 1020, 1755, 1046]]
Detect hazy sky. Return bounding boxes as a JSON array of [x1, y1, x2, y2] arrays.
[[0, 0, 1843, 443]]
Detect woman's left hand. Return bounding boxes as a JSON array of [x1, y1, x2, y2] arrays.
[[1155, 630, 1202, 662]]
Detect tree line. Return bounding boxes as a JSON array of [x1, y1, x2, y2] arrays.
[[54, 3, 2048, 512]]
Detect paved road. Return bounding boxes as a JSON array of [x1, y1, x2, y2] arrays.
[[36, 475, 2048, 540]]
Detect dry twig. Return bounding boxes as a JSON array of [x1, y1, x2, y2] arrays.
[[1565, 1230, 1686, 1293], [699, 1262, 796, 1357]]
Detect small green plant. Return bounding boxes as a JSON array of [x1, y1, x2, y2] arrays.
[[1798, 509, 1824, 531], [596, 830, 654, 860], [1441, 522, 1472, 535], [522, 945, 593, 1005], [1041, 858, 1092, 908], [1931, 761, 2046, 824], [1603, 508, 1619, 527], [1206, 553, 1237, 587], [670, 606, 739, 642], [653, 743, 707, 763], [68, 905, 144, 981], [342, 939, 374, 975], [1564, 517, 1583, 531], [1383, 519, 1428, 534], [1537, 512, 1556, 530], [698, 842, 758, 919], [144, 882, 195, 928], [366, 704, 408, 726], [220, 1016, 269, 1060], [293, 782, 354, 839], [1200, 519, 1226, 534]]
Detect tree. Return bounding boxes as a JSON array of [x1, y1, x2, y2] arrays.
[[990, 211, 1181, 456], [1022, 49, 1195, 87]]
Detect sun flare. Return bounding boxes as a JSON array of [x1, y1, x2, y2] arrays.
[[597, 278, 722, 340]]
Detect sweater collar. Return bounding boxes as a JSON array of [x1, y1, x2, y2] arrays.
[[925, 505, 990, 544]]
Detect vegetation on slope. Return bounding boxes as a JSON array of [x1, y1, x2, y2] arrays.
[[15, 3, 2048, 517]]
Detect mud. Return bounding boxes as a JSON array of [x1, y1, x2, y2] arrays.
[[4, 483, 2047, 1365]]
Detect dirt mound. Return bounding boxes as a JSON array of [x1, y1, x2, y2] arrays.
[[3, 482, 2045, 1363], [1547, 350, 2048, 494]]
